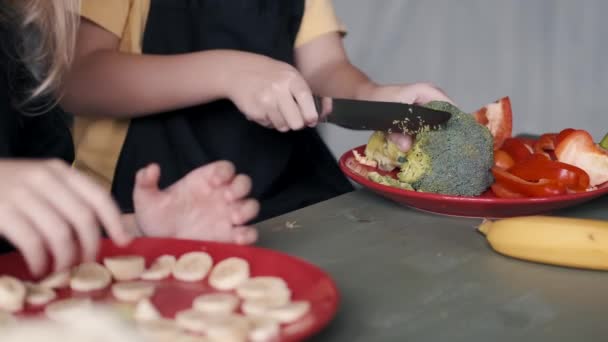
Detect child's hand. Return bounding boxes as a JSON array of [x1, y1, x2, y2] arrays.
[[133, 162, 259, 245], [224, 53, 319, 132], [0, 160, 131, 276], [360, 83, 455, 152]]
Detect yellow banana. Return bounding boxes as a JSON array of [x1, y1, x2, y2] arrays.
[[478, 216, 608, 270]]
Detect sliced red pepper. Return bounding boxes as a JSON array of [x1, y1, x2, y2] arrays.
[[556, 128, 576, 145], [500, 138, 532, 163], [491, 167, 567, 197], [555, 130, 608, 187], [491, 181, 525, 198], [533, 133, 557, 155], [493, 150, 515, 170], [472, 96, 513, 150], [508, 158, 590, 192]]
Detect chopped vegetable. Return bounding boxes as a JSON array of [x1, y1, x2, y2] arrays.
[[472, 96, 513, 150], [492, 167, 567, 197], [368, 172, 414, 190], [508, 158, 590, 192], [500, 138, 532, 163], [555, 129, 608, 186], [601, 132, 608, 150], [493, 150, 515, 170]]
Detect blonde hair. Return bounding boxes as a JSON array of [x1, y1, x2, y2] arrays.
[[4, 0, 80, 113]]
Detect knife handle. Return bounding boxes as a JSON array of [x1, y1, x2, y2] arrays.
[[313, 95, 323, 115]]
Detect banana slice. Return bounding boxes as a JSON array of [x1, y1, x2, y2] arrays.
[[192, 293, 239, 315], [176, 333, 210, 342], [175, 309, 209, 333], [134, 298, 161, 322], [248, 316, 280, 342], [173, 252, 213, 282], [236, 276, 288, 300], [266, 301, 310, 324], [240, 288, 291, 317], [38, 270, 70, 289], [70, 262, 112, 292], [141, 255, 176, 281], [0, 310, 16, 326], [25, 283, 57, 306], [137, 318, 181, 342], [104, 255, 146, 281], [112, 281, 155, 302], [204, 314, 250, 342], [208, 257, 250, 290], [0, 276, 26, 312], [44, 298, 92, 322]]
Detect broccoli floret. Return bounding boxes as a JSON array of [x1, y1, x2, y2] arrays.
[[396, 101, 494, 196]]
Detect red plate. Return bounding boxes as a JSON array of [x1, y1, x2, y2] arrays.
[[340, 145, 608, 218], [0, 238, 339, 342]]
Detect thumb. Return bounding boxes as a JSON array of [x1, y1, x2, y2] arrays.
[[388, 133, 413, 152], [134, 164, 162, 199]]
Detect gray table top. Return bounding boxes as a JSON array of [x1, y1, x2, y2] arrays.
[[257, 189, 608, 342]]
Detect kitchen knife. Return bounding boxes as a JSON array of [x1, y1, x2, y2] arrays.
[[314, 96, 451, 133]]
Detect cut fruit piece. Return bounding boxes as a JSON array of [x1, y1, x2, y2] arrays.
[[266, 301, 311, 324], [134, 298, 161, 322], [141, 255, 176, 281], [25, 283, 57, 306], [173, 252, 213, 282], [208, 257, 250, 290], [112, 281, 155, 302], [38, 270, 70, 289], [44, 298, 92, 322], [70, 262, 112, 292], [203, 314, 250, 342], [0, 310, 16, 326], [248, 316, 280, 342], [176, 333, 210, 342], [175, 309, 210, 334], [0, 276, 26, 312], [104, 255, 146, 281], [236, 276, 288, 300], [240, 288, 292, 317], [137, 318, 181, 342], [192, 293, 239, 315]]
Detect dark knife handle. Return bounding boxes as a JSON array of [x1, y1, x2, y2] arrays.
[[313, 95, 323, 115]]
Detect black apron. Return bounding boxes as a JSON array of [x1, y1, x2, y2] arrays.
[[112, 0, 353, 222]]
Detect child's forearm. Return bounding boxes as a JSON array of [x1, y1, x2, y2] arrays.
[[62, 50, 239, 118]]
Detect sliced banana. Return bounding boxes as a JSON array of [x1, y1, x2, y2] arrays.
[[0, 276, 26, 312], [141, 255, 176, 281], [104, 255, 146, 281], [208, 257, 250, 291], [44, 298, 93, 322], [175, 309, 210, 333], [192, 293, 239, 315], [0, 310, 16, 326], [204, 314, 250, 342], [134, 297, 161, 322], [176, 333, 210, 342], [240, 288, 291, 317], [25, 282, 57, 306], [112, 281, 156, 302], [137, 318, 181, 342], [70, 262, 112, 292], [38, 270, 70, 289], [236, 276, 288, 300], [173, 252, 213, 282], [248, 316, 280, 342], [266, 301, 310, 324]]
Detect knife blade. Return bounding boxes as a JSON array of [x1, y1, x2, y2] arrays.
[[314, 96, 451, 133]]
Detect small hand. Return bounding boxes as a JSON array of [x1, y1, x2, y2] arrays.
[[133, 161, 259, 245]]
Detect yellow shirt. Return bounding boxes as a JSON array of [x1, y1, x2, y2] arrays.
[[74, 0, 345, 189]]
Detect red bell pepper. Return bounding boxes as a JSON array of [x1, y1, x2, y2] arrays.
[[533, 133, 557, 155], [491, 167, 567, 197], [508, 158, 590, 192], [491, 181, 525, 198], [500, 138, 533, 163], [555, 130, 608, 187], [493, 150, 515, 170], [472, 97, 513, 150]]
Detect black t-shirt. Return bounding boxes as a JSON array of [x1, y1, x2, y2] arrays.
[[0, 24, 75, 253]]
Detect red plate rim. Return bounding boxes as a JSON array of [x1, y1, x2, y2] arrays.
[[339, 144, 608, 205]]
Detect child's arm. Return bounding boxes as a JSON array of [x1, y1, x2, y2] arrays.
[[295, 32, 453, 105], [62, 19, 318, 131]]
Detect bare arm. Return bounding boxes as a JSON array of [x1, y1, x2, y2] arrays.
[[61, 19, 244, 118]]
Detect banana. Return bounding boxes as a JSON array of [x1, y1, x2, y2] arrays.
[[70, 262, 112, 292], [240, 288, 291, 317], [478, 216, 608, 270], [174, 309, 210, 333], [173, 252, 213, 282], [248, 316, 280, 342], [25, 283, 57, 306], [208, 257, 250, 290], [104, 256, 146, 281], [141, 255, 176, 281], [236, 276, 288, 300], [112, 281, 156, 302], [0, 310, 16, 326], [0, 276, 26, 312], [203, 314, 250, 342], [265, 301, 310, 324], [39, 270, 70, 289], [44, 298, 92, 322], [192, 293, 239, 315], [134, 298, 161, 322], [137, 318, 181, 342]]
